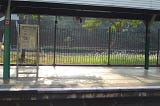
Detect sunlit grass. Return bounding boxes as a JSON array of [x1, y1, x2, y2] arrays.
[[0, 51, 158, 65]]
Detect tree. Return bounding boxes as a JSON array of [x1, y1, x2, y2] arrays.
[[82, 18, 142, 48], [83, 18, 141, 31]]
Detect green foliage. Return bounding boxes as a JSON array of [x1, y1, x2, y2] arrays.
[[82, 18, 103, 31], [20, 14, 44, 20], [82, 18, 142, 31]]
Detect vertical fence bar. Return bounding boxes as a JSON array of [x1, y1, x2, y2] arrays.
[[16, 24, 20, 78], [36, 25, 39, 79], [53, 16, 57, 66], [156, 29, 160, 66], [108, 27, 111, 65]]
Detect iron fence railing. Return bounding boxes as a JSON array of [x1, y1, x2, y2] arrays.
[[0, 22, 160, 66]]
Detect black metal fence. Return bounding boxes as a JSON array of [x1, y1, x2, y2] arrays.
[[0, 17, 160, 66]]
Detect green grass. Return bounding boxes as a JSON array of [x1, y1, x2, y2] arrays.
[[55, 55, 108, 64], [0, 52, 158, 65]]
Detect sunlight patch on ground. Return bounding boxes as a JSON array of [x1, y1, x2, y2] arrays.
[[44, 80, 52, 85]]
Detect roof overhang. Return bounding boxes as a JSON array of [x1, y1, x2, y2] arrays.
[[1, 0, 160, 21]]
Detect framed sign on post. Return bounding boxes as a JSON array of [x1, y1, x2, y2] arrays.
[[19, 24, 38, 49], [17, 24, 39, 79]]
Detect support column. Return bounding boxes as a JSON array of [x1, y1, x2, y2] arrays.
[[3, 0, 11, 82], [144, 15, 156, 69], [144, 21, 150, 69]]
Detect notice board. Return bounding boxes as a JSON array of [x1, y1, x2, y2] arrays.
[[19, 24, 39, 49]]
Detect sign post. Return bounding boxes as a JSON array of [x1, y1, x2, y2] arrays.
[[17, 24, 39, 78]]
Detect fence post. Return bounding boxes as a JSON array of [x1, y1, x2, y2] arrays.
[[53, 16, 57, 66], [108, 27, 111, 65], [3, 0, 11, 82], [156, 29, 160, 66], [145, 21, 150, 69], [144, 15, 156, 69]]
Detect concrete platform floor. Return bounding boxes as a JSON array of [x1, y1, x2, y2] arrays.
[[0, 66, 160, 89]]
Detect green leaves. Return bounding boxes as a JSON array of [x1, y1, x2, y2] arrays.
[[82, 18, 103, 31], [20, 14, 44, 19], [83, 18, 142, 31]]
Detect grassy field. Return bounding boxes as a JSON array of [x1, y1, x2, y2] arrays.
[[0, 52, 158, 65]]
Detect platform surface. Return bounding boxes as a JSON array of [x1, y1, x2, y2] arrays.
[[0, 66, 160, 90]]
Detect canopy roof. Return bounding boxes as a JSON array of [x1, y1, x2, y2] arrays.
[[13, 0, 160, 11], [1, 0, 160, 20]]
